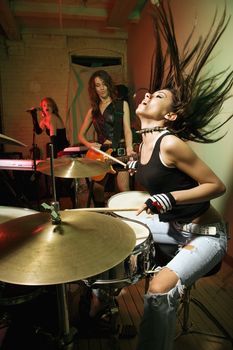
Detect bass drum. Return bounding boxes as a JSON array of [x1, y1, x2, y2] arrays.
[[85, 217, 156, 290], [0, 206, 42, 306]]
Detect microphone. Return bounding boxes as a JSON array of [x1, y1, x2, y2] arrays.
[[26, 107, 42, 113]]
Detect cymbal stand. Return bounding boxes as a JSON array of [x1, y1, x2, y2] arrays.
[[73, 178, 79, 208], [48, 144, 61, 224], [45, 145, 77, 348], [56, 283, 77, 349]]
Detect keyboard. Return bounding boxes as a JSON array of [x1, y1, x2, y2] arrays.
[[0, 159, 42, 171]]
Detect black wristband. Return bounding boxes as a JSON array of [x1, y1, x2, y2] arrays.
[[145, 192, 176, 214]]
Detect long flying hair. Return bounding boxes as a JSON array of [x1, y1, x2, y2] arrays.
[[150, 0, 233, 142]]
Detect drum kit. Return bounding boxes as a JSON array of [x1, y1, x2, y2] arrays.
[[0, 134, 155, 348]]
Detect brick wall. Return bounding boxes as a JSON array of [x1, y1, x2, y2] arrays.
[[0, 34, 127, 159]]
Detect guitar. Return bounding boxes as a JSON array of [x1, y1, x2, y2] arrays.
[[85, 148, 132, 182]]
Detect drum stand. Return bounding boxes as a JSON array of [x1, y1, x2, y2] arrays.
[[41, 145, 77, 348], [80, 282, 137, 340], [73, 178, 79, 209], [56, 284, 77, 350]]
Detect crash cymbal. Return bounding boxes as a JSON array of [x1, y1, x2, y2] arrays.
[[0, 133, 27, 147], [0, 211, 136, 285], [37, 156, 111, 178], [0, 206, 38, 224]]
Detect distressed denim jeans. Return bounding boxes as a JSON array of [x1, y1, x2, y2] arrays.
[[136, 215, 228, 350]]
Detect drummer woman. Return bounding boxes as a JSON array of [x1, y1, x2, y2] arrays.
[[126, 2, 233, 350]]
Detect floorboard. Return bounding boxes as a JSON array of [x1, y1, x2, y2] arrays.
[[73, 261, 233, 350]]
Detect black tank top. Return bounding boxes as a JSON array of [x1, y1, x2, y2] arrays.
[[46, 128, 69, 153], [92, 101, 124, 147], [136, 132, 210, 222]]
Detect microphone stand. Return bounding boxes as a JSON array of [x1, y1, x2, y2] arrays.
[[30, 114, 40, 210]]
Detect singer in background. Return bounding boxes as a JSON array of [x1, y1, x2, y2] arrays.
[[29, 97, 75, 207], [30, 97, 69, 158]]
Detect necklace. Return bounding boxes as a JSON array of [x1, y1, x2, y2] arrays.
[[136, 126, 168, 135]]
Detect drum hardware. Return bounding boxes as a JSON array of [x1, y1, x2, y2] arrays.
[[0, 211, 136, 348], [37, 156, 111, 179], [73, 178, 80, 209], [83, 218, 155, 291], [0, 283, 44, 306], [0, 211, 136, 285], [0, 146, 136, 349], [28, 147, 131, 279], [0, 215, 135, 349], [0, 133, 27, 147], [37, 150, 112, 208], [81, 218, 154, 341], [56, 283, 77, 350]]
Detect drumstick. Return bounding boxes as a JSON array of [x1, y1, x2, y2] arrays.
[[66, 207, 139, 212], [91, 146, 127, 168]]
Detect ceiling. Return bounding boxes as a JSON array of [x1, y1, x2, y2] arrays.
[[0, 0, 148, 41]]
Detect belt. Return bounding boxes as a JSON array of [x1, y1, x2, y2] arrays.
[[172, 221, 228, 237], [101, 144, 126, 157]]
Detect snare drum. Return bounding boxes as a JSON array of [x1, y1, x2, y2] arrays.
[[86, 218, 155, 290], [0, 206, 42, 306], [107, 190, 150, 221]]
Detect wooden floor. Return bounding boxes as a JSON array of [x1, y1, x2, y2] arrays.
[[73, 260, 233, 350], [0, 261, 232, 350]]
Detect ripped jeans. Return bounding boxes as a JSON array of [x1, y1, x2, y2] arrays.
[[136, 215, 228, 350]]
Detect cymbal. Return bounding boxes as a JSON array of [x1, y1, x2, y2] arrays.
[[37, 156, 111, 178], [0, 133, 27, 147], [0, 206, 38, 225], [0, 211, 136, 285]]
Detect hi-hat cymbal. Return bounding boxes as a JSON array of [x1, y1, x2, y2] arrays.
[[37, 156, 111, 178], [0, 133, 27, 147], [0, 211, 136, 285]]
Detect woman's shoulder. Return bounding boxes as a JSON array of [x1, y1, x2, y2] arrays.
[[162, 132, 183, 144], [161, 132, 188, 154]]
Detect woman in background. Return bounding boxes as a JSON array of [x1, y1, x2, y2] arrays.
[[31, 97, 69, 158], [78, 70, 135, 207], [31, 97, 73, 205]]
